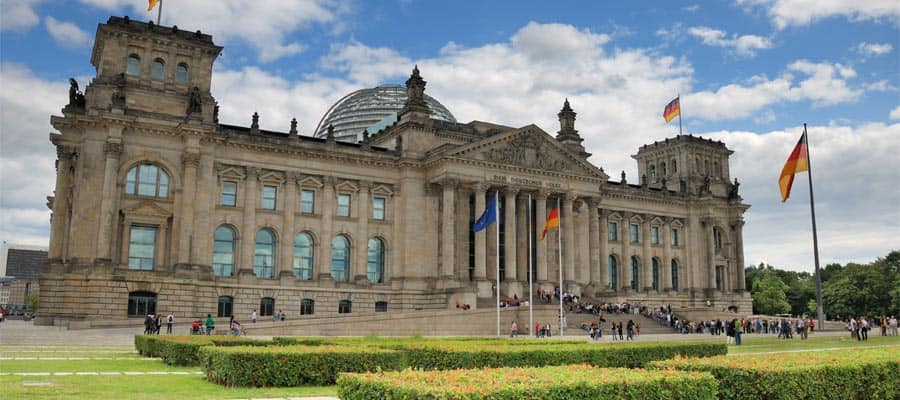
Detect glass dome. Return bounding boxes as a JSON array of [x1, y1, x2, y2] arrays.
[[314, 84, 456, 142]]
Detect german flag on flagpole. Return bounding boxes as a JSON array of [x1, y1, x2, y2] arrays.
[[148, 0, 160, 11], [663, 97, 680, 123], [778, 129, 809, 202], [540, 208, 559, 240]]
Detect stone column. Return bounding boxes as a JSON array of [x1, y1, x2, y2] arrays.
[[707, 220, 716, 290], [662, 219, 673, 291], [642, 218, 652, 292], [354, 180, 371, 283], [176, 151, 200, 265], [456, 188, 470, 282], [95, 141, 123, 262], [49, 145, 76, 260], [735, 220, 746, 291], [318, 176, 335, 282], [440, 179, 457, 280], [473, 183, 487, 281], [239, 167, 259, 276], [535, 191, 548, 283], [515, 193, 528, 283], [503, 188, 518, 283], [279, 173, 298, 279], [598, 209, 609, 290], [562, 193, 576, 290], [588, 199, 601, 289]]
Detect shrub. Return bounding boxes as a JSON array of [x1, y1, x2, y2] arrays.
[[337, 364, 718, 400], [133, 335, 268, 366], [202, 345, 406, 387], [648, 346, 900, 400]]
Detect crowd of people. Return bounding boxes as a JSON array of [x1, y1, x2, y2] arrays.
[[845, 315, 897, 340], [142, 313, 174, 335]]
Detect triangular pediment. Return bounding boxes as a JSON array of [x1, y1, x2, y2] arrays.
[[335, 180, 358, 193], [671, 219, 684, 228], [444, 125, 607, 179], [123, 201, 172, 218], [607, 212, 623, 221], [371, 184, 394, 196], [650, 216, 666, 226], [298, 176, 324, 188]]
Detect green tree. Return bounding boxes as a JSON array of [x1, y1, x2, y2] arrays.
[[751, 270, 791, 315]]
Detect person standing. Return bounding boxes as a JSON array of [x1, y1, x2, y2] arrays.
[[204, 313, 215, 336], [154, 314, 161, 335], [251, 310, 257, 324], [510, 320, 518, 338], [166, 313, 174, 334]]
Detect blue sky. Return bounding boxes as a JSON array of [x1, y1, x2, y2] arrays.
[[1, 0, 898, 272]]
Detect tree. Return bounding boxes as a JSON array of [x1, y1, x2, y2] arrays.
[[751, 270, 791, 315]]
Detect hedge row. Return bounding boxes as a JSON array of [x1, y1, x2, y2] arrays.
[[202, 345, 406, 387], [648, 346, 900, 400], [202, 341, 726, 387], [337, 365, 719, 400], [134, 335, 270, 366]]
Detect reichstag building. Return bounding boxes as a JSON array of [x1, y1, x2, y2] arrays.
[[37, 17, 750, 324]]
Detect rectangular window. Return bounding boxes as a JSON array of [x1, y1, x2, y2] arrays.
[[300, 189, 315, 213], [221, 181, 237, 206], [608, 222, 618, 241], [372, 197, 385, 220], [262, 185, 277, 210], [128, 226, 157, 270], [651, 226, 660, 244], [337, 194, 351, 217], [671, 228, 680, 246], [629, 223, 639, 243]]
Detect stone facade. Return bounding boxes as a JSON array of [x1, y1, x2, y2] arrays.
[[37, 17, 751, 325]]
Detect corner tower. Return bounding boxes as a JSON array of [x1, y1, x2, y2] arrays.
[[632, 134, 735, 196]]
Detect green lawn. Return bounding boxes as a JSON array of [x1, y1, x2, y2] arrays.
[[1, 333, 896, 399]]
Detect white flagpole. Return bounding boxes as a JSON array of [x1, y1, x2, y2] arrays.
[[528, 193, 534, 337], [557, 196, 564, 337], [496, 190, 501, 337]]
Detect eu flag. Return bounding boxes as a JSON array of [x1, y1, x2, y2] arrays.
[[472, 193, 497, 232]]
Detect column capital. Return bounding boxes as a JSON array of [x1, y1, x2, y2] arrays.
[[470, 181, 486, 193], [56, 145, 77, 160], [182, 152, 200, 168], [504, 186, 520, 196], [562, 191, 576, 203], [440, 178, 459, 189], [285, 171, 302, 183], [245, 166, 260, 179], [358, 179, 372, 191], [323, 175, 336, 187], [535, 189, 550, 200], [103, 141, 123, 158]]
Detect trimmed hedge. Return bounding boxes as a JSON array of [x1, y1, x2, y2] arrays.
[[337, 364, 719, 400], [400, 341, 726, 370], [648, 346, 900, 400], [134, 335, 269, 366], [199, 341, 725, 387], [202, 345, 405, 387]]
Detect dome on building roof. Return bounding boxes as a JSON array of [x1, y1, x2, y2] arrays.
[[313, 84, 456, 142]]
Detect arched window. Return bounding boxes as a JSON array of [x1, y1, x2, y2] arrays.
[[300, 298, 314, 315], [661, 162, 667, 176], [704, 160, 710, 175], [608, 255, 618, 290], [293, 233, 314, 280], [127, 291, 156, 317], [713, 228, 723, 249], [259, 297, 275, 317], [338, 299, 352, 314], [672, 159, 677, 173], [630, 256, 640, 290], [125, 163, 170, 198], [175, 63, 189, 84], [213, 226, 235, 276], [714, 161, 720, 177], [651, 258, 660, 291], [331, 235, 350, 282], [367, 237, 385, 283], [649, 164, 656, 180], [217, 296, 233, 317], [254, 229, 275, 278], [671, 259, 679, 291], [126, 54, 141, 76], [151, 58, 165, 80]]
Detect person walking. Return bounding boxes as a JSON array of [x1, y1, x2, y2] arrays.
[[510, 320, 518, 338], [154, 314, 161, 335], [166, 313, 174, 334], [251, 310, 257, 324], [204, 313, 215, 336], [626, 320, 635, 341]]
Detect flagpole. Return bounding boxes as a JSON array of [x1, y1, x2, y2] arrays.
[[496, 190, 501, 337], [804, 124, 825, 330], [557, 196, 564, 337], [157, 0, 162, 25], [528, 193, 534, 337], [677, 94, 683, 135]]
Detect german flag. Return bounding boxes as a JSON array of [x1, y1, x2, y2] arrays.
[[663, 97, 680, 123], [541, 208, 559, 240], [778, 131, 809, 202], [148, 0, 160, 11]]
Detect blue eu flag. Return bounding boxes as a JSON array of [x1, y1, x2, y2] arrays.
[[472, 193, 497, 233]]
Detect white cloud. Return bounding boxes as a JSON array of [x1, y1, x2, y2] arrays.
[[864, 80, 895, 92], [44, 16, 92, 48], [0, 0, 41, 31], [890, 106, 900, 120], [687, 26, 773, 56], [683, 4, 701, 12], [77, 0, 345, 62], [736, 0, 900, 29], [856, 42, 893, 57]]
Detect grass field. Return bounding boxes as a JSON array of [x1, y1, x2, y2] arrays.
[[1, 333, 897, 399]]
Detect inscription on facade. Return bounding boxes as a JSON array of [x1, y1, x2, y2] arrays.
[[492, 175, 562, 189]]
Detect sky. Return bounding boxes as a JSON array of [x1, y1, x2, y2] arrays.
[[1, 0, 898, 273]]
